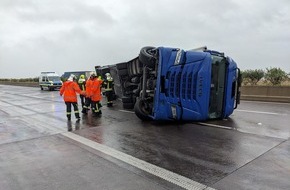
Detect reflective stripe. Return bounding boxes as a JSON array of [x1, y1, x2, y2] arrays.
[[106, 79, 113, 91], [67, 112, 71, 115], [94, 103, 99, 112], [74, 111, 79, 113]]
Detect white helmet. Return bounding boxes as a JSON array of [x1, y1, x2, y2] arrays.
[[90, 72, 96, 78], [68, 74, 77, 81], [105, 73, 111, 77]]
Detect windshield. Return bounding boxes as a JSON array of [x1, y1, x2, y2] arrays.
[[208, 55, 227, 119], [48, 76, 61, 81]]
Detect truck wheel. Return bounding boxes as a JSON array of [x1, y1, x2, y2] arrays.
[[134, 98, 152, 121], [40, 86, 43, 90], [135, 60, 142, 75], [139, 46, 156, 68]]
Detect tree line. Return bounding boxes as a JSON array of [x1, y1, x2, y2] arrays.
[[242, 67, 290, 86], [0, 77, 39, 82], [0, 67, 289, 86]]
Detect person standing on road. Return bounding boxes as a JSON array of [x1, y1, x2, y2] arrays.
[[82, 73, 95, 114], [103, 73, 114, 107], [97, 75, 104, 108], [60, 74, 84, 120], [91, 75, 103, 116], [78, 74, 86, 108]]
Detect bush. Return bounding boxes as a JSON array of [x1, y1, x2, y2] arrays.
[[0, 77, 38, 82], [241, 69, 264, 85], [265, 67, 288, 85]]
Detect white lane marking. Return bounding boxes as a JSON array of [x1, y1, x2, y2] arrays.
[[62, 132, 214, 190], [236, 109, 287, 116], [205, 187, 216, 190], [197, 122, 233, 130], [119, 109, 135, 114]]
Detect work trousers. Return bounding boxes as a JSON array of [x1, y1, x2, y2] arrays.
[[91, 101, 102, 116], [65, 102, 80, 120], [79, 94, 85, 108], [105, 90, 114, 103], [82, 97, 92, 114], [83, 97, 92, 109]]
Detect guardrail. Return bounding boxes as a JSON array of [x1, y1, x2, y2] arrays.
[[1, 82, 290, 103], [241, 86, 290, 103]]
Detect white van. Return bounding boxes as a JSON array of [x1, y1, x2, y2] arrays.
[[39, 72, 63, 91]]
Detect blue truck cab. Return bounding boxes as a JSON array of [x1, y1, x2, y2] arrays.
[[112, 46, 241, 121]]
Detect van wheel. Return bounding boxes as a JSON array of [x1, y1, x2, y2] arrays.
[[134, 98, 152, 121], [40, 86, 43, 90]]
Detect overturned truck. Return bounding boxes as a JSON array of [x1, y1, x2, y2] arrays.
[[98, 46, 241, 121]]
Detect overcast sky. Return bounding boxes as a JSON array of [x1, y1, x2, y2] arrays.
[[0, 0, 289, 78]]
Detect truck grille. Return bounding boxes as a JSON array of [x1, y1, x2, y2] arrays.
[[169, 71, 175, 97], [181, 72, 197, 100], [167, 70, 197, 101]]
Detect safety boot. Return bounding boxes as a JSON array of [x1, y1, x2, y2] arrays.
[[75, 113, 81, 120]]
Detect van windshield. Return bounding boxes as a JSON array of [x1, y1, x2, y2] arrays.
[[48, 76, 61, 81], [208, 55, 227, 119]]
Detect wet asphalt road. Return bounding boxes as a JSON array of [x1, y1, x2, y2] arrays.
[[0, 85, 290, 190]]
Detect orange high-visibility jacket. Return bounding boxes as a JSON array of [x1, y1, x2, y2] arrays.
[[60, 81, 82, 102], [85, 78, 94, 98], [91, 78, 103, 102]]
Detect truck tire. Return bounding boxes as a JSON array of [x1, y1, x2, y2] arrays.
[[135, 60, 142, 75], [134, 98, 152, 121], [139, 46, 156, 68], [40, 86, 43, 90]]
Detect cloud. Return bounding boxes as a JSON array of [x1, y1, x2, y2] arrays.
[[0, 0, 290, 78]]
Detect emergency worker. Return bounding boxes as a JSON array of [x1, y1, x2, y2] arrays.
[[103, 73, 114, 107], [91, 76, 103, 116], [82, 73, 95, 114], [78, 74, 86, 108], [97, 75, 103, 108], [60, 74, 84, 120]]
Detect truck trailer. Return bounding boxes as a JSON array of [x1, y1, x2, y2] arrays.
[[97, 46, 241, 121]]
